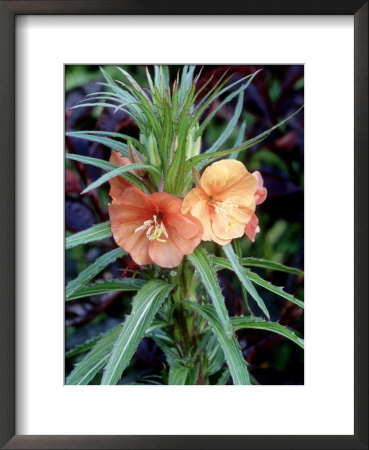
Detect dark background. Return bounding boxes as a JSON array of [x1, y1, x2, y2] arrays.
[[65, 65, 304, 385]]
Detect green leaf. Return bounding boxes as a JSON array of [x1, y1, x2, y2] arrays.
[[188, 246, 233, 338], [233, 239, 251, 314], [101, 280, 175, 385], [213, 256, 304, 310], [241, 257, 304, 276], [195, 70, 261, 140], [66, 154, 149, 192], [66, 325, 121, 385], [223, 244, 270, 319], [66, 153, 117, 171], [66, 131, 127, 154], [205, 91, 244, 154], [159, 97, 174, 172], [187, 365, 200, 385], [168, 364, 190, 385], [229, 121, 246, 160], [231, 316, 304, 349], [216, 368, 230, 385], [186, 303, 250, 385], [66, 278, 145, 301], [186, 106, 304, 176], [66, 221, 112, 249], [80, 163, 158, 194], [164, 118, 189, 195], [206, 337, 225, 376], [66, 130, 146, 156], [190, 72, 234, 127], [65, 247, 125, 299], [66, 335, 101, 359], [150, 329, 180, 366], [245, 269, 304, 309]]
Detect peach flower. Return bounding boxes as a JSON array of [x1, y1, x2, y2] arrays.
[[109, 187, 203, 268], [182, 160, 257, 245], [244, 171, 267, 242]]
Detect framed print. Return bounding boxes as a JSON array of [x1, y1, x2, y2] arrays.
[[1, 1, 368, 449]]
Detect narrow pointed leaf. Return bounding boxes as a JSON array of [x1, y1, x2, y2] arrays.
[[188, 246, 233, 338], [66, 221, 112, 249], [245, 269, 304, 309], [216, 368, 230, 385], [223, 243, 270, 319], [205, 91, 244, 154], [66, 153, 117, 171], [231, 316, 304, 349], [66, 131, 127, 154], [101, 280, 175, 385], [186, 303, 250, 385], [241, 257, 304, 276], [195, 70, 261, 140], [80, 163, 158, 194], [213, 256, 304, 310], [66, 278, 145, 301], [66, 154, 149, 192], [229, 120, 246, 159], [66, 335, 101, 359], [186, 106, 304, 177], [66, 325, 121, 385], [168, 364, 190, 385], [67, 130, 146, 155], [65, 247, 125, 299]]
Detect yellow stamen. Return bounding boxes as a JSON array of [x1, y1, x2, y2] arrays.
[[134, 214, 168, 242], [208, 197, 238, 227]]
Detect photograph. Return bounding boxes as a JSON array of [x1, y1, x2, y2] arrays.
[[65, 64, 304, 386]]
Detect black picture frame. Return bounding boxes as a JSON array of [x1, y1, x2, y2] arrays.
[[0, 1, 367, 449]]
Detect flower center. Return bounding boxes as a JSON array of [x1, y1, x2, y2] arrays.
[[208, 197, 238, 229], [134, 214, 168, 243]]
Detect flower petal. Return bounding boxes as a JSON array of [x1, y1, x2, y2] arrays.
[[201, 159, 252, 198], [252, 171, 267, 205], [244, 214, 260, 242], [165, 215, 203, 255], [182, 187, 207, 214], [121, 187, 155, 212], [165, 212, 203, 240], [210, 208, 245, 242], [148, 238, 184, 268], [150, 192, 183, 213], [219, 172, 257, 209], [109, 204, 153, 265]]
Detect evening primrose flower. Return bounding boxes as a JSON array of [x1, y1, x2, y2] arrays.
[[244, 171, 267, 242], [109, 187, 203, 268], [182, 160, 257, 245]]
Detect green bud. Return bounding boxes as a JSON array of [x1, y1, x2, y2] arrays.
[[146, 133, 162, 188], [169, 135, 179, 165], [147, 133, 161, 168], [186, 123, 201, 159]]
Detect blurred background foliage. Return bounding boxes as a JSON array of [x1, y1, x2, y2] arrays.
[[65, 65, 304, 385]]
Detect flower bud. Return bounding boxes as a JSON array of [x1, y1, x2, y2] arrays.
[[147, 132, 161, 168], [169, 135, 179, 165], [146, 133, 162, 188], [128, 140, 147, 178], [186, 123, 201, 159]]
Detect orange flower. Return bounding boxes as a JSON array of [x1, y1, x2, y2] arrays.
[[108, 150, 133, 204], [182, 160, 257, 245], [244, 171, 267, 242], [109, 187, 203, 268]]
